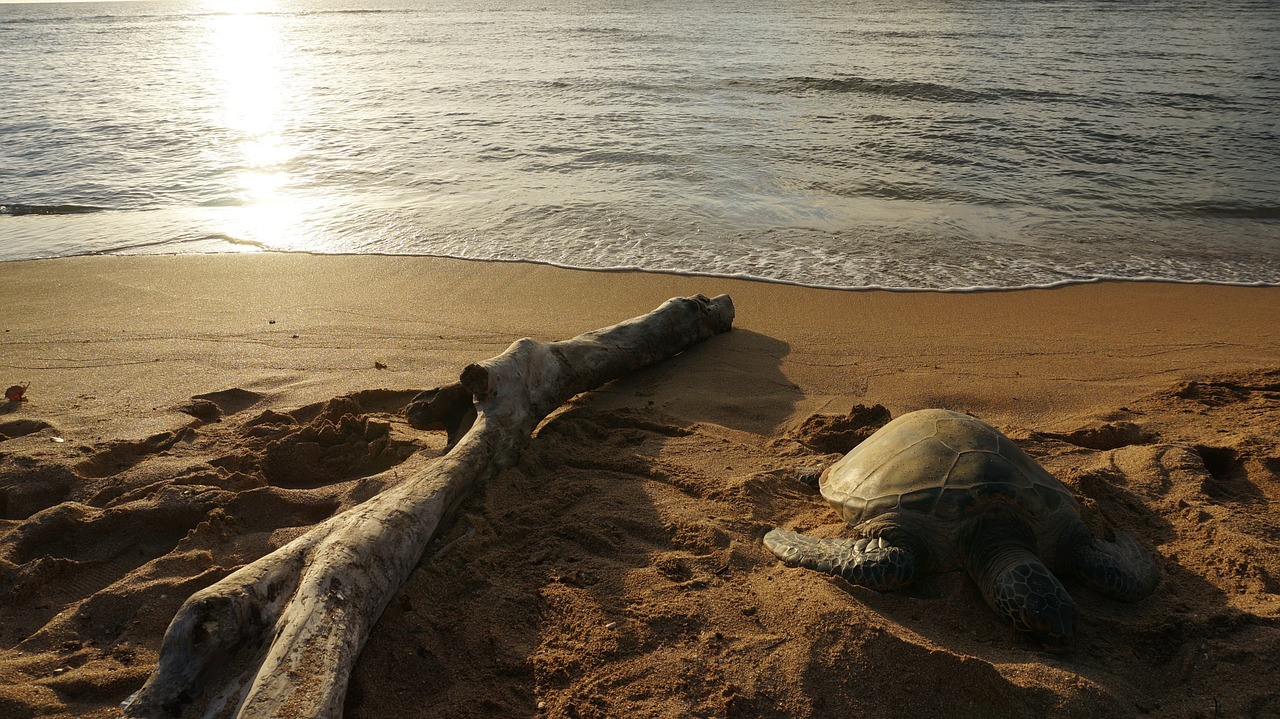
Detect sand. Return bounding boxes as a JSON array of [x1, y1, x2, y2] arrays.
[[0, 253, 1278, 718]]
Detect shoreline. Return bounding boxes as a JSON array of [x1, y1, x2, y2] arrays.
[[2, 252, 1279, 718], [5, 248, 1280, 294]]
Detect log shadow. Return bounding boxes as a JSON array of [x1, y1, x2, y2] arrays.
[[348, 398, 795, 718], [571, 329, 800, 437]]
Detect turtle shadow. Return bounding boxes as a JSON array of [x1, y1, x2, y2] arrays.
[[792, 434, 1275, 716], [795, 594, 1071, 718], [830, 548, 1263, 716]]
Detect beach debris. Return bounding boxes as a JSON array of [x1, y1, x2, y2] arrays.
[[178, 398, 223, 423], [374, 360, 388, 369], [765, 408, 1159, 650], [123, 293, 735, 719], [5, 382, 29, 403]]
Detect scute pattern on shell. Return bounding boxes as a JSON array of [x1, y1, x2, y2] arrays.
[[819, 409, 1078, 527]]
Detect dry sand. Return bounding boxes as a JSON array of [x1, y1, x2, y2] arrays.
[[0, 253, 1278, 718]]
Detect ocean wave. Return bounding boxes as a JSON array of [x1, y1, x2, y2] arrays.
[[1144, 91, 1242, 111], [0, 7, 417, 26], [0, 14, 113, 25], [86, 234, 271, 256], [753, 76, 1079, 105], [775, 76, 992, 103], [1178, 203, 1280, 220], [292, 9, 418, 16], [0, 204, 106, 216]]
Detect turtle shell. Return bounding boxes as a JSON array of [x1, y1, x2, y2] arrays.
[[819, 409, 1078, 526]]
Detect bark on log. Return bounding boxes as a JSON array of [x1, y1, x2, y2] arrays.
[[122, 294, 735, 719]]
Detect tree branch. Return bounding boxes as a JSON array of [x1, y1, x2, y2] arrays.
[[123, 294, 735, 719]]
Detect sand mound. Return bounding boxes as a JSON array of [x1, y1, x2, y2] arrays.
[[2, 371, 1279, 718]]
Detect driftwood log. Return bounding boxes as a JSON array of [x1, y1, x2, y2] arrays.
[[122, 294, 735, 719]]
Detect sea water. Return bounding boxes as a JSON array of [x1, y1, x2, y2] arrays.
[[1, 0, 1277, 290]]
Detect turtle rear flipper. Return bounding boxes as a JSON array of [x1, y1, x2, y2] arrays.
[[764, 528, 917, 590], [1067, 532, 1159, 602]]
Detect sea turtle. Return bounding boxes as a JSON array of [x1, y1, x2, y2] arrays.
[[764, 409, 1158, 649]]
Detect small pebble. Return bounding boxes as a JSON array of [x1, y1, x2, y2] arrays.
[[605, 621, 618, 630]]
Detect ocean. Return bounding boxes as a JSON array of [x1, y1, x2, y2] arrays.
[[1, 0, 1277, 290]]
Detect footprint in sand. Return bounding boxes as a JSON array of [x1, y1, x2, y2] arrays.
[[0, 418, 55, 442], [1053, 420, 1156, 451], [176, 387, 266, 423], [0, 459, 78, 520], [0, 485, 230, 637], [73, 428, 196, 479], [1193, 444, 1265, 502]]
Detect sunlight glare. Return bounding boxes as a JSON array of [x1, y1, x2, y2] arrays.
[[199, 0, 313, 250]]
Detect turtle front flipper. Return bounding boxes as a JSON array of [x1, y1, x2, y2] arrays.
[[1065, 531, 1159, 602], [764, 528, 917, 591]]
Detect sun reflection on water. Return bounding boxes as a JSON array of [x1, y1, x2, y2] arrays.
[[199, 0, 311, 250]]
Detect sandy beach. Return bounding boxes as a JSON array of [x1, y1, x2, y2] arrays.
[[1, 253, 1278, 718]]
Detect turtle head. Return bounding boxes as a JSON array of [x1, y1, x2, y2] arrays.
[[962, 511, 1078, 651], [989, 560, 1077, 652]]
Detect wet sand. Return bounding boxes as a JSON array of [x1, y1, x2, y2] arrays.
[[1, 254, 1278, 717]]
